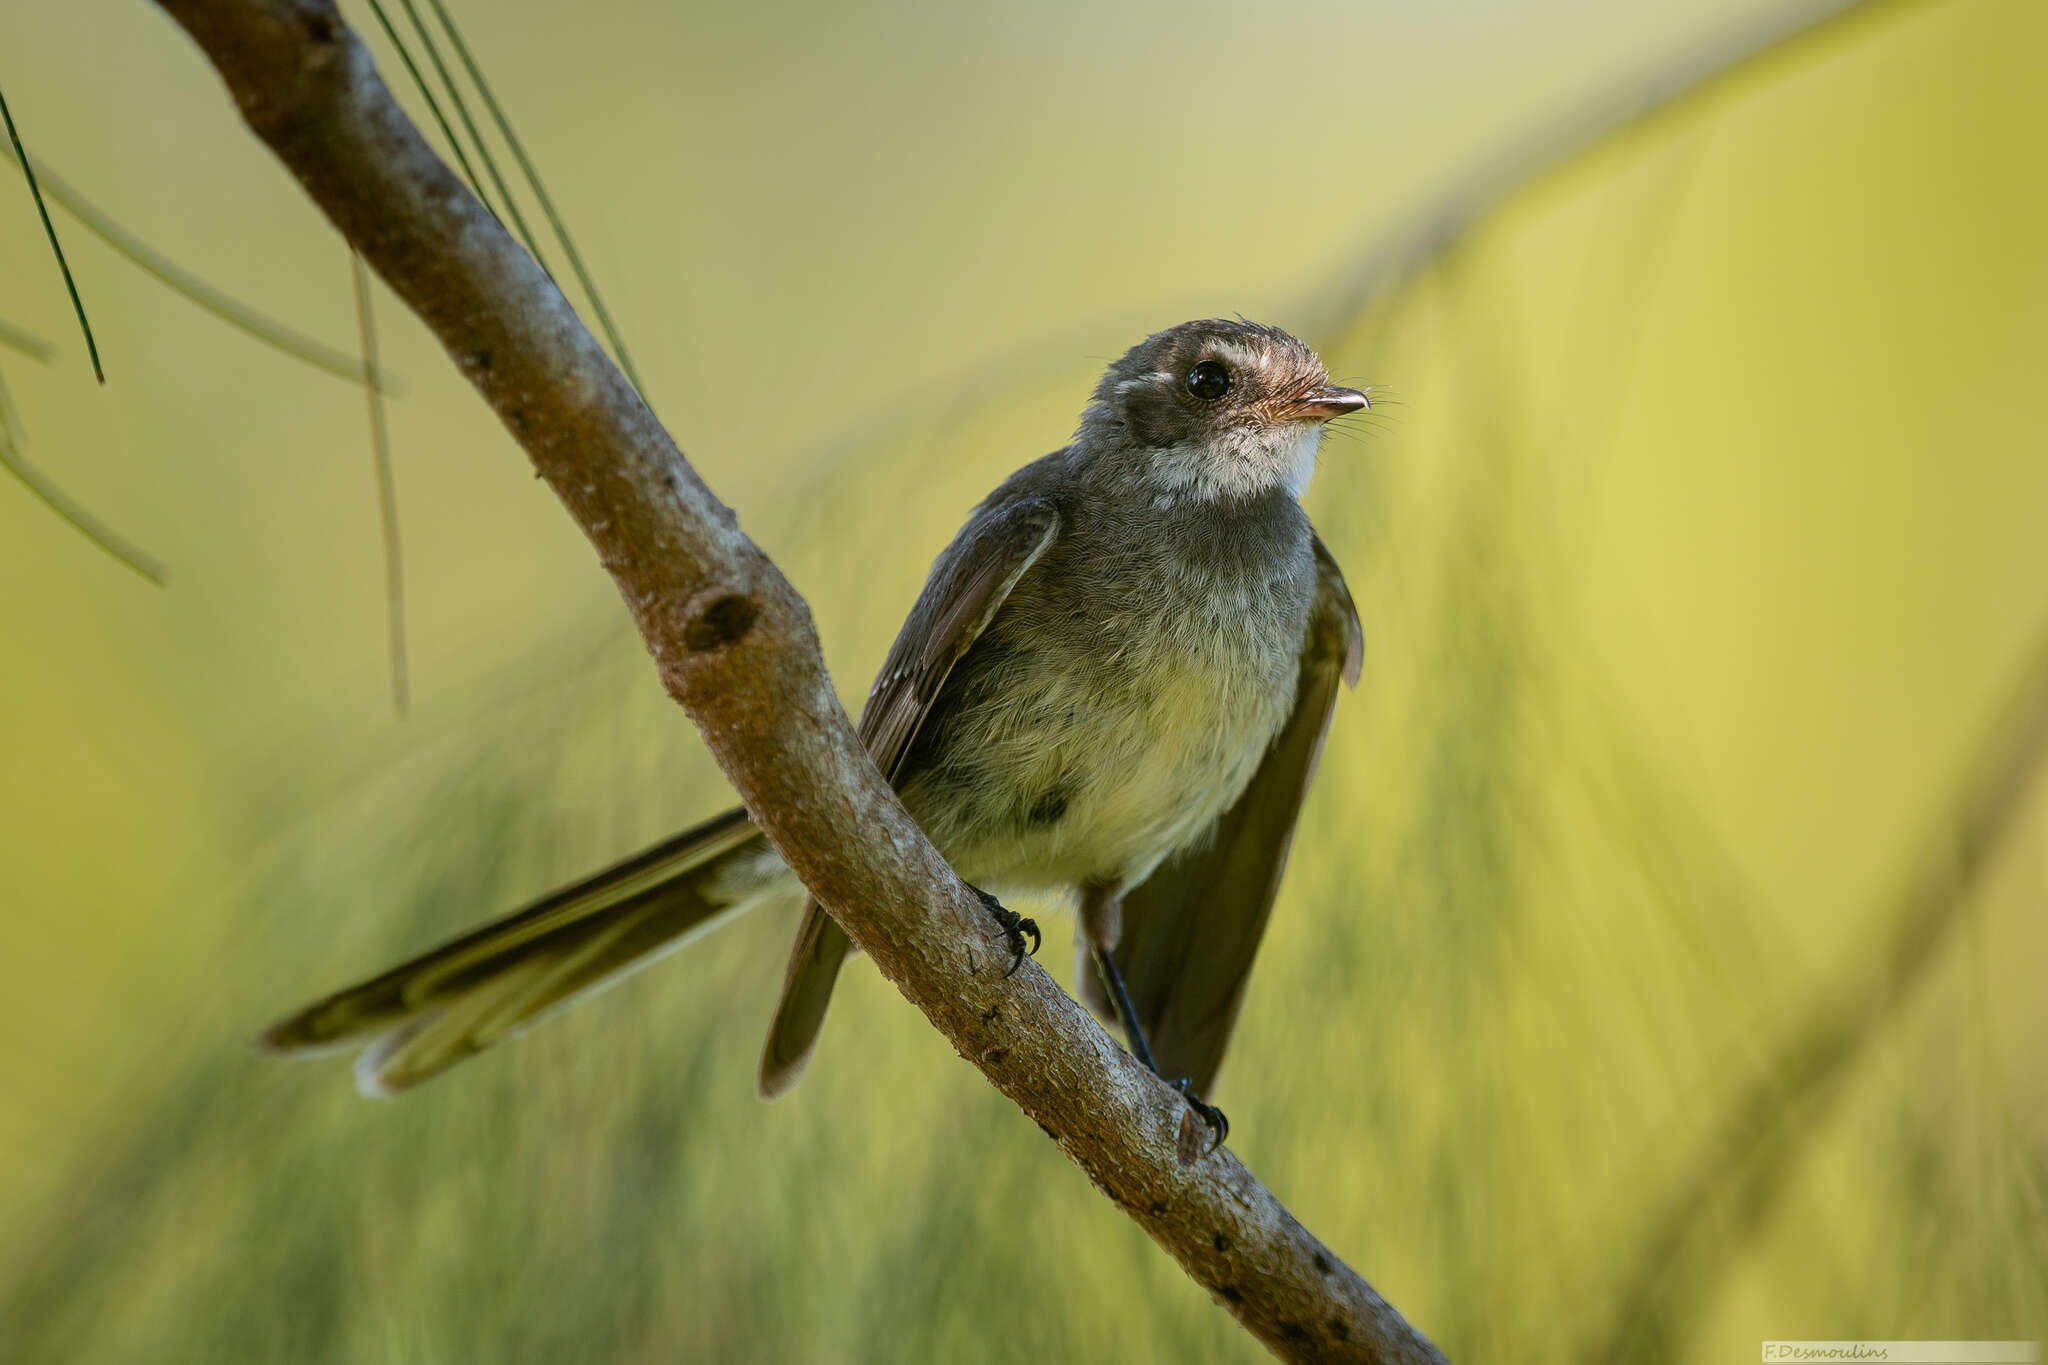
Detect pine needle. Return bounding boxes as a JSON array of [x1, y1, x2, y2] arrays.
[[0, 365, 164, 583], [351, 253, 410, 719], [0, 75, 102, 383], [362, 0, 500, 221], [392, 0, 552, 275], [0, 317, 54, 364], [1, 142, 401, 391], [422, 0, 649, 403]]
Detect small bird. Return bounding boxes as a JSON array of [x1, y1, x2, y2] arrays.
[[263, 319, 1367, 1142]]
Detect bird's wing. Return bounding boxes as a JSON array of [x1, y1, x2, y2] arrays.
[[854, 493, 1063, 779], [759, 493, 1062, 1097], [1097, 535, 1362, 1098]]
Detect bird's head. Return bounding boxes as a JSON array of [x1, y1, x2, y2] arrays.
[[1080, 319, 1368, 503]]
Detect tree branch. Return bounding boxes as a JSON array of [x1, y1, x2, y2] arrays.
[[148, 2, 1447, 1359]]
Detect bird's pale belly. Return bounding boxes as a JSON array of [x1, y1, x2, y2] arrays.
[[904, 632, 1296, 896]]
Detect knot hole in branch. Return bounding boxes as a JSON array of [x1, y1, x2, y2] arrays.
[[684, 592, 759, 653], [299, 3, 340, 45]]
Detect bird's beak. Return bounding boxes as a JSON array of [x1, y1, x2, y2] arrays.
[[1287, 385, 1371, 421]]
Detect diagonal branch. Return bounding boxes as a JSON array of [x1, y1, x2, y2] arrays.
[[146, 2, 1447, 1359]]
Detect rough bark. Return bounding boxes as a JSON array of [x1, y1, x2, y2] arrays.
[[149, 3, 1447, 1359]]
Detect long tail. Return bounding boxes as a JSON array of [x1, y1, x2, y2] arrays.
[[261, 807, 794, 1095]]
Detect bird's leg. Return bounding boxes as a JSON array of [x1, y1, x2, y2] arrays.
[[970, 886, 1039, 976], [1082, 886, 1229, 1154], [1089, 940, 1160, 1071], [1090, 944, 1229, 1153]]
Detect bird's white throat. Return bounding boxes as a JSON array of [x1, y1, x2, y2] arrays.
[[1279, 423, 1321, 497], [1146, 422, 1322, 506]]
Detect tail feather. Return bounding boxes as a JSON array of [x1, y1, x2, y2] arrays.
[[262, 807, 793, 1094], [756, 901, 851, 1100]]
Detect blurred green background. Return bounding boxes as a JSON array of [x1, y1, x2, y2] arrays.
[[3, 0, 2045, 1359]]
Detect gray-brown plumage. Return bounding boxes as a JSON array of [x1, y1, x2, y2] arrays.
[[263, 319, 1367, 1121]]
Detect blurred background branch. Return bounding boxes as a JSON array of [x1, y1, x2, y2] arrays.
[[1313, 0, 1934, 325], [1592, 605, 2048, 1361]]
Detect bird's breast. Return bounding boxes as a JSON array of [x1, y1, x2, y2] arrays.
[[901, 541, 1313, 894]]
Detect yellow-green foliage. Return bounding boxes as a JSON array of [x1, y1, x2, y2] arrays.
[[2, 2, 2044, 1361]]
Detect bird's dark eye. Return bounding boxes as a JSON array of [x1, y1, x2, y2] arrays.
[[1185, 359, 1231, 401]]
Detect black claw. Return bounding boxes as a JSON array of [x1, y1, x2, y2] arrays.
[[1172, 1077, 1229, 1154], [972, 887, 1039, 977]]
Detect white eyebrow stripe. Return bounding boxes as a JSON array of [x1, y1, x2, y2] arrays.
[[1209, 339, 1263, 374]]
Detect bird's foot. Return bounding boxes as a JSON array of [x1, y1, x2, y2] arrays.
[[1171, 1077, 1229, 1154], [971, 886, 1039, 976]]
